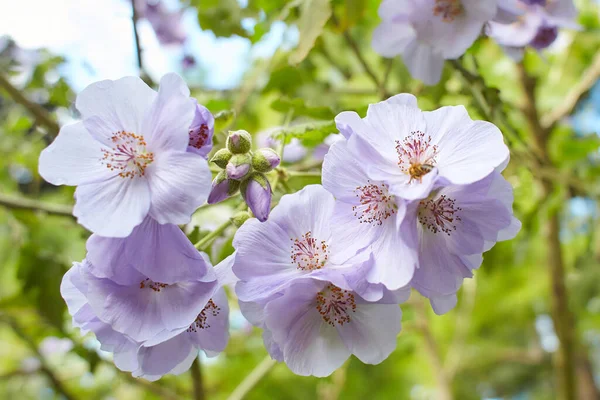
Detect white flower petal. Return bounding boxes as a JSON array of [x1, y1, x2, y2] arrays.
[[143, 73, 195, 152], [39, 122, 113, 185], [337, 302, 401, 364], [76, 76, 156, 143], [146, 151, 211, 225], [73, 176, 150, 237]]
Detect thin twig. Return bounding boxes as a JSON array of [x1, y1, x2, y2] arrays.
[[131, 0, 143, 72], [190, 358, 205, 400], [226, 356, 277, 400], [331, 14, 388, 99], [0, 74, 60, 137], [415, 300, 454, 400], [0, 193, 73, 217], [542, 50, 600, 130]]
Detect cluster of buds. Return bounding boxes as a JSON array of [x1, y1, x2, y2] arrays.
[[208, 130, 281, 222]]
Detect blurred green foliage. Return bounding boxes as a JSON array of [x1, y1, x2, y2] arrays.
[[1, 0, 600, 399]]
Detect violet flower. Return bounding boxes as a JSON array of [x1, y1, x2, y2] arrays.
[[334, 94, 509, 201], [372, 0, 498, 84], [38, 74, 211, 237], [232, 185, 375, 303], [262, 278, 405, 377], [61, 254, 234, 381], [488, 0, 579, 60], [402, 169, 521, 314]]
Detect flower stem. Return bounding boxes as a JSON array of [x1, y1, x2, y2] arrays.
[[190, 358, 204, 400], [194, 220, 232, 251]]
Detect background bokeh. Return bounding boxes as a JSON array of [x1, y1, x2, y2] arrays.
[[1, 0, 600, 399]]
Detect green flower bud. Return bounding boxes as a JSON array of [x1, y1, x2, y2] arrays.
[[226, 130, 252, 154], [210, 148, 232, 169], [252, 148, 281, 173]]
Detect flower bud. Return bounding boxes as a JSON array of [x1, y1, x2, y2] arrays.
[[207, 171, 240, 204], [252, 148, 281, 173], [241, 172, 271, 222], [226, 154, 252, 180], [230, 211, 251, 227], [210, 148, 232, 169], [226, 130, 252, 154]]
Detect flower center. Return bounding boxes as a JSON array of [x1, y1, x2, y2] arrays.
[[395, 131, 438, 183], [418, 195, 462, 235], [187, 299, 220, 332], [101, 131, 154, 179], [139, 278, 168, 292], [353, 181, 397, 226], [433, 0, 464, 22], [189, 124, 210, 149], [316, 285, 357, 326], [290, 231, 329, 271]]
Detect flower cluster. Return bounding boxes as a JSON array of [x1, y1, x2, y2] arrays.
[[39, 74, 231, 380], [372, 0, 579, 84], [207, 130, 281, 222], [39, 72, 520, 380], [231, 94, 520, 376]]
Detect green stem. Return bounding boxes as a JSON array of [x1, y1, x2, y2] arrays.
[[226, 356, 276, 400], [194, 220, 232, 251], [190, 358, 205, 400]]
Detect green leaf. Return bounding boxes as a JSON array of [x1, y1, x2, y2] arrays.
[[270, 98, 335, 120], [214, 109, 236, 133], [289, 0, 332, 65], [271, 120, 336, 147], [549, 126, 600, 164]]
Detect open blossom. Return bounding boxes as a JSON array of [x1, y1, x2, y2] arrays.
[[372, 0, 498, 84], [334, 94, 509, 202], [38, 74, 212, 237], [262, 278, 405, 377], [187, 104, 214, 158], [232, 185, 375, 303], [322, 138, 417, 291], [401, 169, 521, 314], [85, 216, 212, 285], [488, 0, 579, 60], [61, 254, 233, 381]]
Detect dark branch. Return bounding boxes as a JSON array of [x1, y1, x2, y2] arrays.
[[0, 193, 73, 217], [0, 74, 60, 137]]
